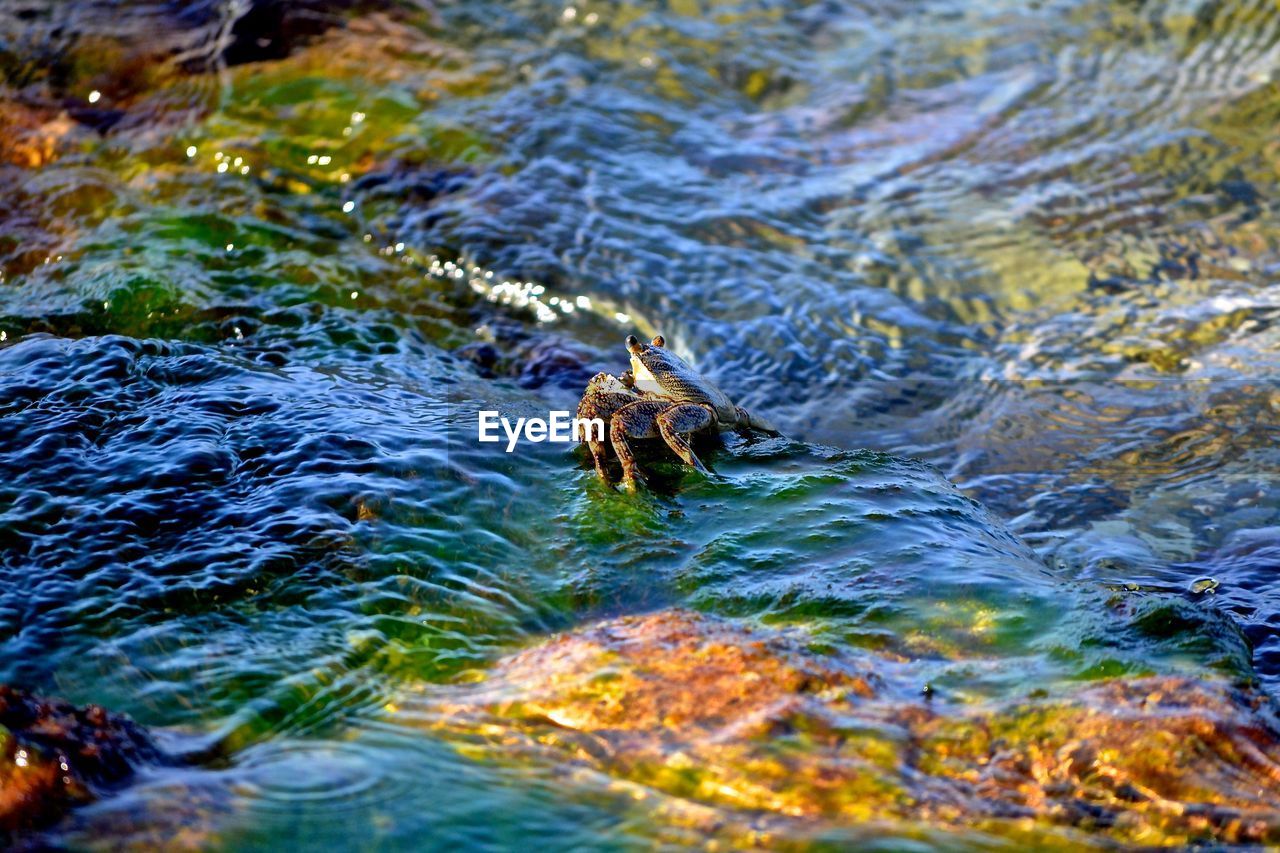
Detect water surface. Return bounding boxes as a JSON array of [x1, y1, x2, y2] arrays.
[[1, 0, 1278, 847]]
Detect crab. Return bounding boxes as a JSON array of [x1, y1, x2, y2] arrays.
[[576, 334, 780, 491]]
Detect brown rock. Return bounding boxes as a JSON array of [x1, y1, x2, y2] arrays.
[[421, 610, 1280, 845], [0, 685, 158, 839], [0, 102, 75, 167]]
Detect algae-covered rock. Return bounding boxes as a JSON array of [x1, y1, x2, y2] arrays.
[[422, 610, 1280, 846], [0, 685, 159, 840]]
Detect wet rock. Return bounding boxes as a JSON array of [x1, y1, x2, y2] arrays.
[[423, 610, 1280, 845], [213, 0, 397, 66], [64, 105, 125, 134], [454, 341, 500, 377], [206, 0, 449, 73], [0, 685, 159, 840], [0, 6, 186, 113], [459, 321, 605, 391], [0, 0, 407, 145], [513, 335, 601, 390], [0, 102, 76, 167]]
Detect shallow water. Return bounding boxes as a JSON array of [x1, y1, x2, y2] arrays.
[[1, 0, 1278, 848]]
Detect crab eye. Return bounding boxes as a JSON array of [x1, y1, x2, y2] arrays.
[[625, 334, 639, 348], [651, 335, 665, 347]]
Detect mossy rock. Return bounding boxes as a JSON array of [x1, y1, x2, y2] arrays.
[[420, 610, 1280, 846]]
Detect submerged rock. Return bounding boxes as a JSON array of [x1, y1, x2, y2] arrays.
[[0, 0, 414, 151], [422, 610, 1280, 846], [456, 321, 607, 391], [0, 685, 159, 840], [214, 0, 396, 66], [0, 102, 76, 167]]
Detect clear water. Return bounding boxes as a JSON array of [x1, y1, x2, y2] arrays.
[[1, 0, 1278, 848]]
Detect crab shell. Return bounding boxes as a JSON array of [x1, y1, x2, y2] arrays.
[[626, 334, 738, 425]]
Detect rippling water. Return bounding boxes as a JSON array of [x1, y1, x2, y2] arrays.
[[1, 0, 1278, 847]]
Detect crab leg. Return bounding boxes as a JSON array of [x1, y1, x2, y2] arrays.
[[608, 400, 673, 491], [576, 398, 614, 482], [734, 406, 781, 437], [656, 403, 713, 472], [576, 387, 641, 484]]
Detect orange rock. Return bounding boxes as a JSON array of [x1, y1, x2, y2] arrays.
[[422, 610, 1280, 846], [0, 102, 75, 168]]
